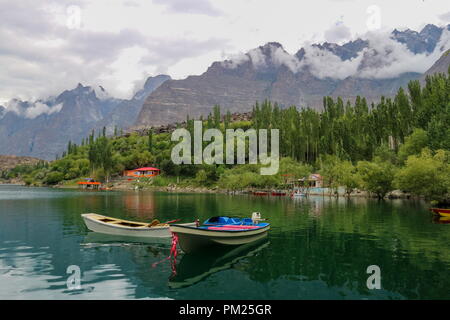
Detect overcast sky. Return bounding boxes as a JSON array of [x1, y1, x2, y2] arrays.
[[0, 0, 449, 104]]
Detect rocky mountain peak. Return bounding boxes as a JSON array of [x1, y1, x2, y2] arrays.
[[421, 49, 450, 82], [391, 24, 446, 53], [133, 74, 171, 101], [143, 75, 171, 91], [94, 85, 111, 101], [420, 24, 442, 37], [260, 41, 283, 50]]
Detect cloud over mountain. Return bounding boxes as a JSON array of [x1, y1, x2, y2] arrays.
[[5, 100, 63, 119], [221, 26, 450, 80]]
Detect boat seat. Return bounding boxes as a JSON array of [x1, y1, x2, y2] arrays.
[[154, 223, 169, 227], [115, 221, 145, 227]]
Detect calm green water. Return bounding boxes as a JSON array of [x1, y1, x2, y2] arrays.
[[0, 184, 449, 300]]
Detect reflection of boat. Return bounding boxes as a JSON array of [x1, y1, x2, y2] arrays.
[[271, 191, 286, 196], [430, 208, 450, 217], [81, 213, 196, 238], [170, 214, 270, 253], [432, 216, 450, 224], [169, 238, 270, 289], [82, 231, 172, 245]]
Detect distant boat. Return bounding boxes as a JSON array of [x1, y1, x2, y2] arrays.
[[429, 208, 450, 217], [170, 213, 270, 254], [252, 191, 269, 196], [271, 191, 286, 196], [81, 213, 196, 238], [291, 191, 306, 198]]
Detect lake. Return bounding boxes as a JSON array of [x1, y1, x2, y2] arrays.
[[0, 184, 449, 299]]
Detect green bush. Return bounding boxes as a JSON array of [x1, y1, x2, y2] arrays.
[[395, 149, 449, 202], [44, 172, 64, 185]]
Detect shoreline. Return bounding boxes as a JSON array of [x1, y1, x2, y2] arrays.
[[0, 179, 416, 200], [65, 181, 415, 200]]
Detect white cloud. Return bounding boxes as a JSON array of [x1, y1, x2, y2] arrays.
[[358, 29, 450, 78], [324, 22, 352, 43], [221, 52, 250, 69], [221, 28, 450, 80], [247, 47, 267, 68], [439, 11, 450, 23], [152, 0, 222, 16], [6, 100, 63, 119], [0, 0, 449, 102], [302, 45, 363, 79], [271, 46, 303, 73], [0, 0, 227, 101]]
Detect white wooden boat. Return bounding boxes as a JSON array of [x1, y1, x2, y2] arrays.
[[290, 188, 306, 198], [81, 213, 196, 238]]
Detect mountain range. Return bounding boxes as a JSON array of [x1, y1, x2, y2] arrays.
[[0, 75, 170, 160], [0, 24, 449, 160], [135, 24, 450, 128]]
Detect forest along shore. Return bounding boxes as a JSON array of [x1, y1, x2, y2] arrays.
[[46, 177, 413, 200], [2, 71, 449, 205]]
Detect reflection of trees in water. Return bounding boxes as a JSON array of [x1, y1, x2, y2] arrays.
[[18, 189, 449, 299], [122, 192, 156, 220], [236, 228, 450, 299]]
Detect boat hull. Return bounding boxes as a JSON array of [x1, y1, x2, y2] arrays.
[[430, 208, 450, 217], [170, 224, 270, 253], [82, 213, 196, 238]]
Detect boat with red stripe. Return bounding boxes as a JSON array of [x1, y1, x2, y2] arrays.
[[429, 208, 450, 217], [169, 213, 270, 254]]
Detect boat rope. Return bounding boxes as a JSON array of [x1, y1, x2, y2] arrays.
[[170, 232, 179, 260], [151, 232, 179, 276]]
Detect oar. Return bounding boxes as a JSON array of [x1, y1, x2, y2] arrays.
[[165, 218, 181, 224]]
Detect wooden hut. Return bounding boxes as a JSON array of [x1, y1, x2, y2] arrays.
[[123, 167, 161, 179]]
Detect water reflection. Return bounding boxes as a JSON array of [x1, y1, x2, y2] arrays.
[[432, 216, 450, 224], [123, 192, 156, 219], [1, 185, 449, 299], [169, 238, 270, 289], [82, 232, 171, 247]]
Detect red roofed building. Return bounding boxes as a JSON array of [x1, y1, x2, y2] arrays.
[[123, 167, 161, 178]]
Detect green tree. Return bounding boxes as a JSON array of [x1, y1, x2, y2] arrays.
[[44, 172, 64, 185], [398, 128, 428, 163], [195, 169, 208, 185], [319, 155, 343, 195], [337, 161, 360, 196], [148, 129, 154, 153], [394, 149, 449, 202], [357, 158, 395, 199]]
